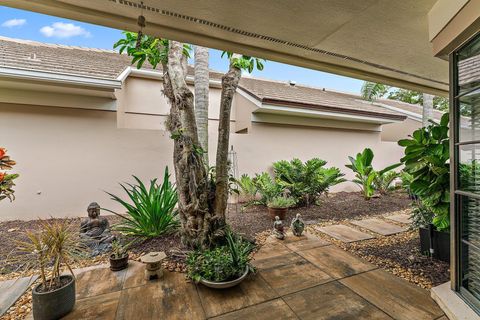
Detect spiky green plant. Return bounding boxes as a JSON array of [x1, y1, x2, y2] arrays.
[[104, 168, 179, 238], [235, 174, 257, 202], [15, 219, 87, 292]]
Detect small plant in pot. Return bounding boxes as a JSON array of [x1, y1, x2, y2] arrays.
[[267, 196, 296, 220], [187, 228, 255, 289], [16, 219, 87, 320], [109, 240, 130, 271]]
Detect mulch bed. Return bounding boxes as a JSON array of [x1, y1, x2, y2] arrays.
[[227, 191, 411, 240]]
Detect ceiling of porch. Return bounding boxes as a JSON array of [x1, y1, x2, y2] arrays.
[[2, 0, 448, 95]]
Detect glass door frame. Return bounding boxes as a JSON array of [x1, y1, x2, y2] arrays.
[[450, 31, 480, 314]]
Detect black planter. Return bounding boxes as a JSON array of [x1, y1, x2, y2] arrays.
[[419, 224, 450, 262], [110, 253, 129, 271], [32, 275, 75, 320]]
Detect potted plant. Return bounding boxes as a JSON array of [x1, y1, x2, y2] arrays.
[[267, 196, 296, 220], [109, 239, 130, 271], [187, 229, 255, 289], [16, 219, 86, 320]]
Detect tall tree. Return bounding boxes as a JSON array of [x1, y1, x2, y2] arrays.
[[114, 32, 264, 248], [360, 81, 390, 101], [194, 46, 210, 165], [422, 93, 434, 127]]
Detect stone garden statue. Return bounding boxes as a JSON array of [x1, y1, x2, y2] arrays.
[[291, 213, 305, 236], [80, 202, 115, 255], [273, 216, 286, 240]]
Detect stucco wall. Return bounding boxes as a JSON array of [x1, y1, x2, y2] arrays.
[[0, 101, 404, 220], [381, 117, 421, 142]]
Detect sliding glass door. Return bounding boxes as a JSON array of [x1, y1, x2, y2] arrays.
[[452, 32, 480, 313]]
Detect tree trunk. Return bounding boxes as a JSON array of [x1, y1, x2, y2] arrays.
[[163, 41, 211, 248], [422, 93, 434, 127], [194, 46, 210, 166], [214, 56, 242, 221]]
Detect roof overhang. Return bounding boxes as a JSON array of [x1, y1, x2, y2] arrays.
[[2, 0, 449, 95]]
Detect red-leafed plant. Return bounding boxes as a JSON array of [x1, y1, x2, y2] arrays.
[[0, 148, 19, 201]]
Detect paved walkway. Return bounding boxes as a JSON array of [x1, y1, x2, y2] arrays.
[[316, 213, 410, 243], [24, 231, 444, 320]]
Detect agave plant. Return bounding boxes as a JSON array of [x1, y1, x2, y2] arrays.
[[104, 167, 179, 238]]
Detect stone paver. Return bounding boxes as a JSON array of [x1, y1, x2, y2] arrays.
[[0, 275, 38, 316], [350, 218, 407, 236], [283, 281, 392, 320], [385, 213, 411, 225], [22, 231, 444, 320], [210, 299, 298, 320], [315, 224, 374, 242], [340, 269, 444, 320], [298, 245, 376, 279]]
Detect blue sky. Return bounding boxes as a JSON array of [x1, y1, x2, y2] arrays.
[[0, 6, 363, 94]]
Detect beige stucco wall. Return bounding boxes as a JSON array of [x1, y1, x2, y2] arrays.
[[0, 99, 405, 220], [0, 74, 410, 220], [381, 118, 421, 142]]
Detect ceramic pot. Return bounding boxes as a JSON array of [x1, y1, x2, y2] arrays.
[[109, 253, 129, 271], [32, 275, 75, 320], [267, 207, 288, 220], [199, 267, 249, 289]]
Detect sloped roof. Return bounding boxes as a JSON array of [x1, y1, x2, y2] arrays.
[[0, 36, 408, 121]]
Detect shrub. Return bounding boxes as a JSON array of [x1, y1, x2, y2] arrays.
[[0, 148, 19, 202], [346, 148, 400, 200], [16, 219, 87, 291], [253, 172, 284, 205], [273, 158, 345, 206], [187, 229, 255, 282], [374, 170, 400, 194], [267, 196, 296, 209], [235, 174, 257, 202], [104, 167, 179, 238], [398, 113, 449, 231]]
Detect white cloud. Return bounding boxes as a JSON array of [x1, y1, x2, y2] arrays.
[[1, 19, 26, 28], [40, 22, 91, 39]]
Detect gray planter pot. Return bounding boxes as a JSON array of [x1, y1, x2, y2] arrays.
[[32, 275, 75, 320], [199, 267, 249, 289]]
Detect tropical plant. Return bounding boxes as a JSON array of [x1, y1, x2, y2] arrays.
[[361, 82, 390, 101], [115, 31, 265, 248], [253, 172, 284, 205], [267, 196, 296, 209], [0, 148, 19, 202], [410, 200, 434, 229], [373, 168, 401, 194], [235, 174, 257, 202], [110, 239, 136, 259], [398, 113, 450, 231], [16, 219, 87, 292], [186, 228, 255, 282], [273, 158, 345, 206], [346, 148, 400, 200], [104, 168, 179, 238]]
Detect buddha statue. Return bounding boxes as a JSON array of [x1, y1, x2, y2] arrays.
[[272, 216, 286, 240], [80, 202, 115, 255]]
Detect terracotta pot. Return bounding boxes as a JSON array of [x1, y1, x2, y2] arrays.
[[32, 275, 75, 320], [267, 207, 288, 220], [199, 267, 249, 289], [109, 253, 129, 271]]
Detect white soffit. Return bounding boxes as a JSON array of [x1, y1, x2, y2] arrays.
[[3, 0, 448, 95]]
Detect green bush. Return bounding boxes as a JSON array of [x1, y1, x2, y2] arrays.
[[187, 229, 255, 282], [346, 148, 400, 200], [235, 174, 257, 202], [374, 170, 400, 194], [253, 172, 284, 205], [398, 113, 449, 231], [267, 196, 296, 209], [273, 158, 345, 206], [104, 168, 179, 238]]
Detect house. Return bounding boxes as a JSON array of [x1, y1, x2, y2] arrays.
[[0, 36, 437, 220]]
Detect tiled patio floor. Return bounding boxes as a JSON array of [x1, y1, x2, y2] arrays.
[[49, 232, 444, 320]]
